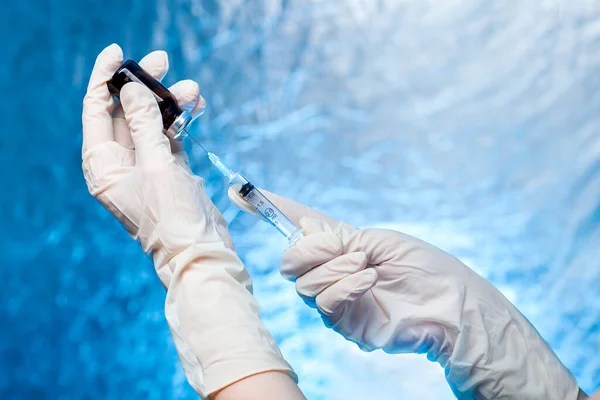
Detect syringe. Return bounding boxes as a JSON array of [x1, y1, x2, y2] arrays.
[[187, 134, 304, 244]]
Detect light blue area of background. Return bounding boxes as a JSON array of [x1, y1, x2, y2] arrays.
[[1, 1, 599, 398]]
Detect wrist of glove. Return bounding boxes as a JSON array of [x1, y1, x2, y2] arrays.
[[82, 44, 295, 397], [229, 187, 580, 399]]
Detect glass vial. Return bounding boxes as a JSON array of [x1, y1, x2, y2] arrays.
[[107, 60, 192, 140]]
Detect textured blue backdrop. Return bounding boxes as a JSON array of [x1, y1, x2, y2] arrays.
[[1, 1, 599, 399]]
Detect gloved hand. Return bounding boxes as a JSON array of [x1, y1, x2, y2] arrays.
[[228, 187, 582, 399], [82, 44, 296, 398]]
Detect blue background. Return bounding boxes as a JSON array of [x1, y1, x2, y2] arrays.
[[1, 1, 599, 399]]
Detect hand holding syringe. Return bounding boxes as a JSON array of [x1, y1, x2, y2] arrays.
[[108, 59, 303, 244]]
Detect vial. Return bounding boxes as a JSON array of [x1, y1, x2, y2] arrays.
[[107, 60, 192, 140]]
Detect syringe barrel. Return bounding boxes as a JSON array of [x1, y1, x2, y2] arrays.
[[236, 180, 303, 244]]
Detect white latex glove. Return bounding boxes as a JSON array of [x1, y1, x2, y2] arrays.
[[82, 44, 296, 398], [228, 186, 582, 399]]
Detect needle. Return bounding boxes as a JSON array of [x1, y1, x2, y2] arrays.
[[182, 129, 232, 179], [183, 128, 209, 154]]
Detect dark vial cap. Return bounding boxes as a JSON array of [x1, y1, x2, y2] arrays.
[[107, 60, 192, 140]]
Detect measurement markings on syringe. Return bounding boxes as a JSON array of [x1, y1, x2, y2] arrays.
[[245, 191, 280, 224]]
